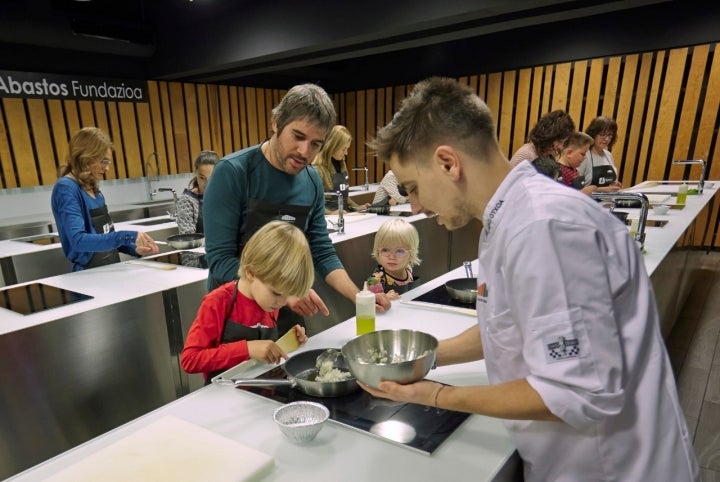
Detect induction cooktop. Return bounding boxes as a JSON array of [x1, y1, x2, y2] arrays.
[[412, 283, 476, 309], [146, 251, 208, 269], [0, 283, 93, 315], [242, 365, 469, 455]]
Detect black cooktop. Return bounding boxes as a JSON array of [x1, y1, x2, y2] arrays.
[[0, 283, 93, 315], [147, 251, 208, 269], [243, 365, 469, 455], [412, 283, 476, 309]]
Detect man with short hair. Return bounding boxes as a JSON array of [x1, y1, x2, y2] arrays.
[[204, 84, 389, 333], [363, 77, 698, 481]]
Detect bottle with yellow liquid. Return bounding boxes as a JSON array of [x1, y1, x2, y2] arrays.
[[355, 281, 376, 335], [676, 180, 688, 205]]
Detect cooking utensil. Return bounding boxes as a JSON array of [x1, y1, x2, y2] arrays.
[[125, 260, 177, 270], [214, 349, 359, 397], [165, 233, 205, 250], [398, 299, 477, 317], [444, 262, 477, 304], [342, 329, 438, 389]]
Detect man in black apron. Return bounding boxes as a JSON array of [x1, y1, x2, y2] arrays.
[[203, 84, 390, 335]]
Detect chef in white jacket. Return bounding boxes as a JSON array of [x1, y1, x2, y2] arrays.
[[362, 77, 699, 482]]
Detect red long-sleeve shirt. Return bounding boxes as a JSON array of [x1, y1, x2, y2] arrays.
[[181, 282, 278, 379]]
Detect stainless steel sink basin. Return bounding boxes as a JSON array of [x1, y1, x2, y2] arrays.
[[130, 200, 174, 206], [129, 217, 175, 226], [624, 219, 668, 228], [12, 234, 61, 245]]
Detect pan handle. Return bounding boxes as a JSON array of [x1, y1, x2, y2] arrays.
[[463, 260, 474, 278], [213, 377, 294, 387]]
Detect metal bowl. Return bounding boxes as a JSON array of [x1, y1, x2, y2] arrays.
[[341, 329, 438, 389], [273, 401, 329, 444]]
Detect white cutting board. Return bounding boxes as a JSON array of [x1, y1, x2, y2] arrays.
[[44, 416, 274, 482]]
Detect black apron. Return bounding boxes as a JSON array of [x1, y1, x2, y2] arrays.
[[195, 197, 204, 234], [237, 197, 312, 333], [205, 281, 279, 384], [84, 204, 121, 269], [589, 152, 617, 187]]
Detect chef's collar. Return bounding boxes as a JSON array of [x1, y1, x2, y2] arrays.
[[482, 161, 535, 235]]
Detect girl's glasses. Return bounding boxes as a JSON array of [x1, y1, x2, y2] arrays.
[[379, 248, 409, 258]]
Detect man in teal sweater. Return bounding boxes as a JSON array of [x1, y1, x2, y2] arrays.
[[204, 84, 390, 329]]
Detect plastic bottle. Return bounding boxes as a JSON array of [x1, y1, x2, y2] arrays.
[[355, 281, 376, 335], [677, 180, 688, 205]]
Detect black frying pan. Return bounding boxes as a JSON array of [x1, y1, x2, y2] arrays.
[[444, 278, 478, 304], [166, 233, 204, 249], [214, 349, 360, 397]]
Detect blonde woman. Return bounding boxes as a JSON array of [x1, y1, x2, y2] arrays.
[[311, 125, 368, 214], [181, 221, 313, 383], [366, 219, 421, 300]]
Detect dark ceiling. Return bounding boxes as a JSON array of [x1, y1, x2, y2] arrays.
[[0, 0, 718, 93]]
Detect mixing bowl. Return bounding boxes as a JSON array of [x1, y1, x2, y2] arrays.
[[273, 401, 329, 443], [341, 329, 438, 389]]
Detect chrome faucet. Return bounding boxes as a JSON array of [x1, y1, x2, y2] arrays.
[[157, 188, 178, 218], [335, 185, 346, 234], [592, 192, 650, 249], [145, 151, 160, 200], [352, 167, 369, 191], [672, 159, 706, 194]]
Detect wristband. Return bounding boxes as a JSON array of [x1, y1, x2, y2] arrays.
[[434, 384, 446, 408]]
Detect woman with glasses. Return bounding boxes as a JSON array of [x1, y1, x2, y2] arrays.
[[578, 116, 623, 192], [51, 127, 159, 272], [366, 219, 421, 300]]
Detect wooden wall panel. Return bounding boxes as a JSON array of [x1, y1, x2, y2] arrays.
[[26, 99, 55, 185], [1, 42, 719, 245]]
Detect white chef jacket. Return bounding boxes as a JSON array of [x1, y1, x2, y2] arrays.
[[476, 162, 698, 482]]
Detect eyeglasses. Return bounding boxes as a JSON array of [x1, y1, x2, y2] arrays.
[[397, 184, 408, 196], [100, 159, 112, 166], [379, 247, 409, 258], [598, 133, 614, 139]]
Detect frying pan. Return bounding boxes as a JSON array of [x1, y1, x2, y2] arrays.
[[444, 261, 478, 304], [214, 349, 360, 397], [444, 278, 478, 304], [165, 233, 204, 250]]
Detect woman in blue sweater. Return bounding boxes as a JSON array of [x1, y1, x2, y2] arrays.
[[51, 127, 158, 272]]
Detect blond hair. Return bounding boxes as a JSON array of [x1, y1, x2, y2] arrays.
[[371, 219, 421, 267], [239, 221, 314, 297], [312, 125, 352, 170], [60, 127, 113, 194]]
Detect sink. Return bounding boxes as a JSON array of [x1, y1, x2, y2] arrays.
[[129, 217, 175, 226], [13, 234, 61, 245], [131, 200, 174, 206], [624, 219, 668, 228], [631, 180, 714, 190]]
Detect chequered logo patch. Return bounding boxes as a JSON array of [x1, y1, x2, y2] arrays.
[[545, 335, 582, 363]]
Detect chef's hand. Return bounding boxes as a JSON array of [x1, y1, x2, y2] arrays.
[[375, 292, 391, 313], [135, 232, 159, 256], [359, 379, 439, 407], [248, 340, 286, 364], [287, 289, 330, 317]]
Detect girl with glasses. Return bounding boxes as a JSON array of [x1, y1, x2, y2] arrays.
[[366, 219, 421, 300]]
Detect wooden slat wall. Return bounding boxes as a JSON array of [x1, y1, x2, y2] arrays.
[[1, 43, 719, 245]]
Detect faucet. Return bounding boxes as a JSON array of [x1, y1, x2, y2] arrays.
[[324, 185, 346, 235], [157, 188, 178, 218], [672, 159, 706, 194], [352, 166, 369, 191], [145, 151, 160, 200], [592, 192, 650, 249], [336, 186, 345, 234]]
